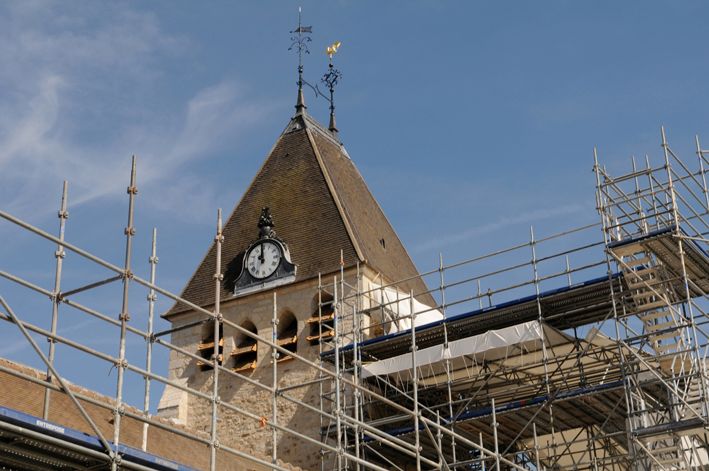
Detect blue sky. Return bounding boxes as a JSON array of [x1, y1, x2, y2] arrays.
[[2, 1, 709, 409]]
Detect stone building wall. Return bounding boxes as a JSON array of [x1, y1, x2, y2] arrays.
[[158, 269, 364, 470]]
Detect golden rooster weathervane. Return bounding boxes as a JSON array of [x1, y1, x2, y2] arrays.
[[323, 41, 343, 134], [326, 41, 342, 59]]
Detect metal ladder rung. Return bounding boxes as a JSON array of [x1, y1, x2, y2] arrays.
[[627, 279, 663, 291], [646, 321, 681, 333], [652, 330, 682, 341], [687, 381, 703, 392], [657, 455, 684, 466], [623, 264, 657, 279], [612, 244, 646, 257], [626, 263, 658, 276], [626, 279, 659, 291], [640, 310, 670, 321], [632, 255, 653, 265], [654, 342, 680, 354], [650, 444, 680, 454], [634, 299, 671, 311], [631, 289, 667, 301]]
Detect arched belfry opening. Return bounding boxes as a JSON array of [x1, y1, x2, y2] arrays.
[[197, 320, 223, 371], [231, 320, 258, 372], [277, 311, 298, 362], [307, 293, 335, 345]]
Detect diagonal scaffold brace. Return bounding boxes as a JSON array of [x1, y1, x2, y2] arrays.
[[0, 295, 116, 461]]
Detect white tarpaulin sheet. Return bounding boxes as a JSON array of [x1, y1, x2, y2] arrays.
[[367, 282, 443, 331], [361, 320, 543, 378]]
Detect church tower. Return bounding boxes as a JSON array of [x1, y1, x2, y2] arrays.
[[157, 28, 436, 469]]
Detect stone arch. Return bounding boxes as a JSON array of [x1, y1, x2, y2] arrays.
[[307, 292, 335, 346], [197, 319, 223, 371], [277, 310, 298, 361], [232, 320, 258, 372]]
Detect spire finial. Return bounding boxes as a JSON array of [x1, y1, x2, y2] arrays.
[[289, 8, 312, 115], [258, 207, 276, 238], [323, 41, 342, 135]]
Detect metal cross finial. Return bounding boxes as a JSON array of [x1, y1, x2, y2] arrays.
[[289, 7, 312, 114], [322, 41, 343, 134]]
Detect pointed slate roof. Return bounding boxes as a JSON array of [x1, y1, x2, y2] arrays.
[[165, 112, 434, 317]]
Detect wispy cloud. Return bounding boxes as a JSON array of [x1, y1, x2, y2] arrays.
[[413, 203, 585, 253], [0, 2, 272, 222], [0, 316, 99, 357]]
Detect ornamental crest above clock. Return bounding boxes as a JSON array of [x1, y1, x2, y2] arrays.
[[226, 208, 297, 296]]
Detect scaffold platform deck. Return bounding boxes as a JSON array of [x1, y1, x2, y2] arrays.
[[608, 225, 709, 296], [327, 226, 709, 365], [325, 273, 624, 363], [0, 406, 196, 471], [364, 380, 627, 440]]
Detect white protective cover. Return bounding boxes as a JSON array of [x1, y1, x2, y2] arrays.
[[366, 281, 444, 332], [361, 320, 543, 379]]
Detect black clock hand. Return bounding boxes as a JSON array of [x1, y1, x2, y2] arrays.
[[259, 242, 265, 263]]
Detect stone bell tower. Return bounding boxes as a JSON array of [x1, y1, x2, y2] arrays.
[[157, 20, 435, 469]]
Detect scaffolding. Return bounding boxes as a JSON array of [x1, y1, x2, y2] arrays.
[[0, 129, 708, 470], [316, 129, 709, 470]]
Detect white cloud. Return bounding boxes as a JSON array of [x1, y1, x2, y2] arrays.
[[0, 2, 272, 223]]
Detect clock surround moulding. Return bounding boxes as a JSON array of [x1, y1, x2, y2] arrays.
[[226, 207, 297, 297]]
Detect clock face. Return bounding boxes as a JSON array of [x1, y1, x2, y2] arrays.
[[246, 241, 282, 279]]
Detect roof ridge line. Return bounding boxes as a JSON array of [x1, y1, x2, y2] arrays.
[[335, 151, 426, 278], [302, 114, 347, 152], [305, 127, 365, 263]]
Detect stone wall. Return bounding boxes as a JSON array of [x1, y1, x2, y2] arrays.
[[158, 270, 365, 470]]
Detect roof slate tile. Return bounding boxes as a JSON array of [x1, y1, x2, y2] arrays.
[[166, 113, 433, 317]]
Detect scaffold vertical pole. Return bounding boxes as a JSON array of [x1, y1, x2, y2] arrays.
[[532, 422, 541, 471], [142, 227, 158, 451], [477, 279, 483, 309], [435, 411, 443, 471], [589, 425, 599, 471], [113, 155, 138, 471], [644, 155, 661, 231], [530, 225, 556, 458], [594, 146, 638, 466], [43, 180, 68, 421], [439, 253, 456, 466], [210, 208, 223, 471], [334, 275, 343, 470], [272, 291, 279, 465], [350, 255, 362, 470], [410, 290, 421, 471], [695, 134, 709, 211], [632, 156, 648, 234], [339, 252, 351, 468], [479, 432, 486, 471], [357, 262, 364, 467], [663, 128, 709, 423], [317, 273, 326, 471], [491, 398, 500, 471]]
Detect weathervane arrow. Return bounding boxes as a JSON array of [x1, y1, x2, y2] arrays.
[[289, 7, 312, 113]]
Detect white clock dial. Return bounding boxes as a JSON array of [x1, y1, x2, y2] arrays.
[[246, 241, 282, 279]]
